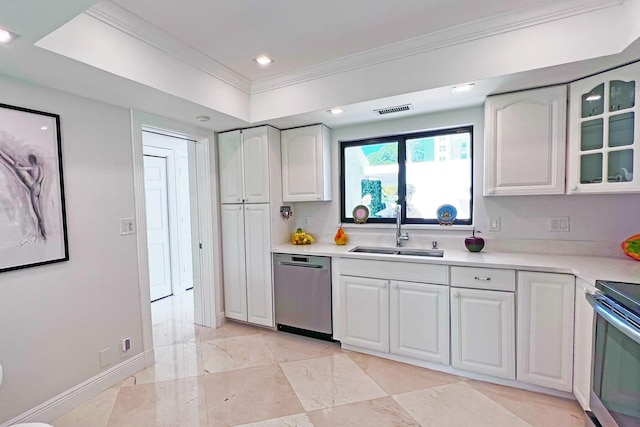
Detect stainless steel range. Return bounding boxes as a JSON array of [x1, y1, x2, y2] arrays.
[[587, 280, 640, 427]]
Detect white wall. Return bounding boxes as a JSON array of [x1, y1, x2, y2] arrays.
[[292, 106, 640, 255], [0, 76, 142, 422]]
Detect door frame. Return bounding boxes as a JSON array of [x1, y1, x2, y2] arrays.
[[131, 110, 223, 368]]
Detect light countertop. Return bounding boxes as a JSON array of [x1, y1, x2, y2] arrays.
[[272, 243, 640, 285]]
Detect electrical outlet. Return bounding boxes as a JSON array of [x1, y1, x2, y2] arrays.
[[302, 216, 311, 227], [121, 337, 131, 355], [489, 217, 501, 232], [120, 218, 135, 235], [548, 216, 570, 232]]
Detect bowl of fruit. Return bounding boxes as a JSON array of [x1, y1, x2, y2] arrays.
[[291, 228, 315, 245]]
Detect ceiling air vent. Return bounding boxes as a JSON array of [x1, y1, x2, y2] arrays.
[[374, 104, 413, 115]]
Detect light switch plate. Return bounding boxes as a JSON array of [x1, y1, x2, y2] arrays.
[[489, 217, 501, 232], [120, 218, 136, 235]]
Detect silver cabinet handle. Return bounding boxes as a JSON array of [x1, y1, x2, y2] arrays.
[[382, 283, 387, 288], [453, 291, 460, 297], [392, 283, 398, 289], [474, 276, 491, 281]]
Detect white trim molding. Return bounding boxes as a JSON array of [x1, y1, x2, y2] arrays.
[[251, 0, 624, 93], [87, 2, 251, 94], [0, 354, 145, 427]]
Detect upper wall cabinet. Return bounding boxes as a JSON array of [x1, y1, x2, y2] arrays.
[[281, 124, 332, 202], [219, 127, 273, 204], [567, 62, 640, 194], [484, 86, 567, 196]]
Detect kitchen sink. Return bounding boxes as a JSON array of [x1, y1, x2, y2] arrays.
[[348, 246, 444, 257], [396, 249, 444, 257], [349, 247, 399, 255]]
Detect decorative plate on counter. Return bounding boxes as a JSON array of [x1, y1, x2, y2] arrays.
[[437, 204, 457, 225], [352, 204, 370, 224]]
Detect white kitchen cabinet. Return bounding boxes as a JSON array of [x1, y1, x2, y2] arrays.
[[451, 287, 516, 379], [573, 278, 597, 410], [517, 272, 575, 392], [220, 204, 247, 321], [390, 280, 449, 364], [221, 203, 274, 327], [281, 124, 332, 202], [219, 126, 274, 204], [484, 86, 567, 196], [568, 62, 640, 193], [340, 275, 389, 352]]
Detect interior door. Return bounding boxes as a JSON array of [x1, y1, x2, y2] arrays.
[[144, 155, 173, 301]]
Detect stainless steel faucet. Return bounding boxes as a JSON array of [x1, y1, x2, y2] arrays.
[[396, 204, 409, 247]]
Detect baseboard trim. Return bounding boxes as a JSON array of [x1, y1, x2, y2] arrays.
[[216, 311, 226, 328], [143, 347, 155, 368], [1, 353, 145, 427]]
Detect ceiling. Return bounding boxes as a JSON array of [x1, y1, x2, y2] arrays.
[[1, 0, 640, 131]]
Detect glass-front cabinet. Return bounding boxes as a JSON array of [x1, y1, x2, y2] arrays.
[[568, 62, 640, 193]]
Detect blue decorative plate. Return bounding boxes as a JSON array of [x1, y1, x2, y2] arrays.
[[437, 204, 457, 225]]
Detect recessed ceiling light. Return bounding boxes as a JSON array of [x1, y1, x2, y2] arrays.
[[254, 55, 273, 66], [0, 28, 19, 44], [328, 108, 344, 114], [452, 83, 475, 94], [40, 126, 48, 131], [196, 115, 210, 122], [586, 94, 602, 101]]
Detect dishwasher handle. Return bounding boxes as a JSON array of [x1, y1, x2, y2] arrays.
[[278, 261, 325, 269]]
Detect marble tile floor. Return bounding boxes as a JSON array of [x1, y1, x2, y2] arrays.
[[52, 291, 588, 427]]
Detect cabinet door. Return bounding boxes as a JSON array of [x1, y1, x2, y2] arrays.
[[451, 287, 515, 379], [244, 203, 273, 326], [568, 62, 640, 194], [282, 125, 331, 202], [573, 278, 596, 410], [218, 130, 245, 204], [517, 272, 575, 391], [221, 204, 247, 321], [340, 275, 389, 352], [242, 127, 270, 203], [485, 86, 567, 196], [390, 280, 449, 364]]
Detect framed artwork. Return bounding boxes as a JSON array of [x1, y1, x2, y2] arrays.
[[0, 102, 69, 273]]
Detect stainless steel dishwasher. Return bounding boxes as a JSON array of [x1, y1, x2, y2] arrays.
[[273, 254, 332, 340]]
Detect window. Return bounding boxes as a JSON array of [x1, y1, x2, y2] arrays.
[[340, 125, 473, 225]]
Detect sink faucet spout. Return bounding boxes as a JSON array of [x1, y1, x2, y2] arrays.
[[396, 204, 409, 247]]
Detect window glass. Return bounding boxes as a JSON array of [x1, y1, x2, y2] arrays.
[[406, 133, 471, 222], [343, 141, 399, 220], [341, 126, 473, 225]]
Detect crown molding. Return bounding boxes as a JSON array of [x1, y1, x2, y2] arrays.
[[86, 2, 252, 94], [251, 0, 624, 94]]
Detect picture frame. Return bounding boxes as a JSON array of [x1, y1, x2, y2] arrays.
[[0, 102, 69, 273]]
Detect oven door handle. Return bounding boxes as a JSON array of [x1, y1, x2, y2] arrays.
[[587, 293, 640, 345]]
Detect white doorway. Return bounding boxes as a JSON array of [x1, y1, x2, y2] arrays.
[[143, 131, 196, 302], [132, 111, 223, 369]]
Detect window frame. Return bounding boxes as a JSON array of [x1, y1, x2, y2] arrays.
[[339, 125, 474, 226]]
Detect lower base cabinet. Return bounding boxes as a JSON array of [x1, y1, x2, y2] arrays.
[[221, 203, 274, 327], [390, 280, 449, 364], [341, 275, 449, 363], [517, 272, 575, 392], [450, 287, 516, 379], [340, 275, 389, 352]]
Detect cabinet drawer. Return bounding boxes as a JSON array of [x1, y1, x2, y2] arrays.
[[451, 267, 515, 291], [341, 259, 448, 285]]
